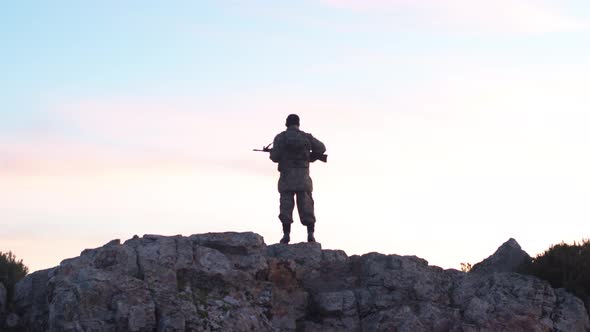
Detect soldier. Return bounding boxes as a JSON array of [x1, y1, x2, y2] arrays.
[[269, 114, 326, 244]]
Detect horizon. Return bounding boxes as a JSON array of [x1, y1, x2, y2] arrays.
[[2, 0, 590, 273]]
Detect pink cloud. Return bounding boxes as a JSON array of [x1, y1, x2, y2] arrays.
[[0, 137, 277, 177], [0, 139, 191, 176], [1, 93, 362, 177]]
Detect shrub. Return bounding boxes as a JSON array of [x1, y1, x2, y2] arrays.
[[460, 262, 472, 272], [0, 251, 28, 300], [519, 239, 590, 303]]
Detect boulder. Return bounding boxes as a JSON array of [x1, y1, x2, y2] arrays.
[[13, 267, 55, 331], [10, 232, 589, 331], [471, 238, 531, 274]]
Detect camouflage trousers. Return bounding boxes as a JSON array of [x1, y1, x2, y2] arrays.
[[279, 191, 316, 226]]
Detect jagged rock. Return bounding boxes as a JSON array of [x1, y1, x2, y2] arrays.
[[11, 232, 590, 331], [471, 238, 532, 274], [13, 267, 54, 331]]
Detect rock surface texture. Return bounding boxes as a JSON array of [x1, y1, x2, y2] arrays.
[[470, 238, 532, 274], [9, 233, 590, 331]]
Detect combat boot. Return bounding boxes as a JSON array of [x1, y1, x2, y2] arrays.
[[307, 224, 315, 242], [280, 223, 291, 244]]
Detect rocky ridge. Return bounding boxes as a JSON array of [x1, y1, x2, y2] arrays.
[[471, 238, 532, 274], [7, 232, 590, 331]]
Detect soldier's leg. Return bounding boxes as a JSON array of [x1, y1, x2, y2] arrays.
[[279, 192, 295, 224], [296, 192, 316, 242], [279, 192, 295, 244], [296, 192, 316, 225]]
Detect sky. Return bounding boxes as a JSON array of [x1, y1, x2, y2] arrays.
[[2, 0, 590, 272]]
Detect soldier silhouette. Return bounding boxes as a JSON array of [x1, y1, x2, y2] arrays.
[[269, 114, 326, 244]]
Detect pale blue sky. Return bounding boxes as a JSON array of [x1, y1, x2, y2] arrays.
[[2, 0, 590, 271]]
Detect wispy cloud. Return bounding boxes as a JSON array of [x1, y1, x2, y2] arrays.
[[320, 0, 589, 33], [0, 94, 341, 177]]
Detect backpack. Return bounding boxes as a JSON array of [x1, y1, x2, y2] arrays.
[[283, 130, 309, 153]]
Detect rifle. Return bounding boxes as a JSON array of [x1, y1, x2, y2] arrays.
[[253, 143, 273, 153], [253, 143, 328, 163]]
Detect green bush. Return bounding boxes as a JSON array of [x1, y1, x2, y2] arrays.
[[519, 239, 590, 303], [0, 251, 28, 300]]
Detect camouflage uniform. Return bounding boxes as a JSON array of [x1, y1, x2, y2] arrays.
[[270, 126, 326, 226]]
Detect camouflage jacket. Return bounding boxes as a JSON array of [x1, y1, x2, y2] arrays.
[[270, 126, 326, 193]]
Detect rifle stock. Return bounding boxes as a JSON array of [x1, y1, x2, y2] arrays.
[[310, 152, 328, 163]]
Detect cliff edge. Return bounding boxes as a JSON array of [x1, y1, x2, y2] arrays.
[[8, 232, 590, 331]]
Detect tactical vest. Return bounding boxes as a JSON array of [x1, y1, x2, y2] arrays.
[[279, 129, 311, 170]]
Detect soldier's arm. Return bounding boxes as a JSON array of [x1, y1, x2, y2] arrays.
[[269, 134, 282, 163], [308, 134, 326, 154]]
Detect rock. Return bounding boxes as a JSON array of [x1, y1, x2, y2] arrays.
[[314, 290, 356, 315], [553, 288, 590, 331], [9, 232, 590, 331], [5, 312, 19, 328], [471, 238, 531, 274], [13, 267, 55, 331], [190, 231, 265, 255], [267, 242, 323, 276], [191, 232, 268, 276], [451, 272, 589, 331]]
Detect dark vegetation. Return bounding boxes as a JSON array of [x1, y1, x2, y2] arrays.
[[0, 251, 28, 301], [520, 239, 590, 305]]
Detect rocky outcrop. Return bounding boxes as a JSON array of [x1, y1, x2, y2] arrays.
[[471, 238, 532, 274], [9, 233, 590, 331]]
